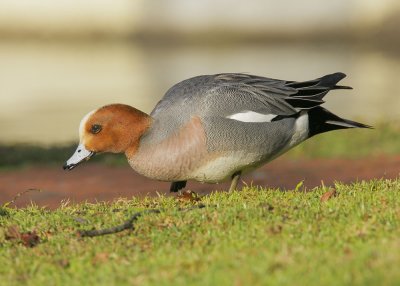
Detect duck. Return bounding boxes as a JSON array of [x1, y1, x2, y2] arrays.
[[63, 72, 370, 192]]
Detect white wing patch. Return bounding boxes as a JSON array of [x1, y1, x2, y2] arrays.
[[226, 111, 277, 123]]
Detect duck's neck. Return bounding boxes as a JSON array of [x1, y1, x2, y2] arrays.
[[124, 116, 209, 182], [124, 111, 153, 158]]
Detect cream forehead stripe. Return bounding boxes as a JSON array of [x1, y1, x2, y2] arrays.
[[226, 111, 277, 123], [79, 109, 97, 140]]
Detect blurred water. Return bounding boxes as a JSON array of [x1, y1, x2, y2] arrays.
[[0, 41, 399, 145]]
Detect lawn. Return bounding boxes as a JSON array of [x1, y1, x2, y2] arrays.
[[1, 180, 399, 285]]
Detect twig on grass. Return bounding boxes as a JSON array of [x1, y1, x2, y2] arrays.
[[3, 188, 42, 208], [78, 203, 206, 238]]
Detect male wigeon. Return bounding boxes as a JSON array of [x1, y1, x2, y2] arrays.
[[64, 72, 370, 192]]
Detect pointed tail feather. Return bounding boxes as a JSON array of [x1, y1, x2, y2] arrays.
[[286, 72, 350, 89], [308, 106, 372, 137], [318, 72, 348, 88], [285, 72, 352, 106]]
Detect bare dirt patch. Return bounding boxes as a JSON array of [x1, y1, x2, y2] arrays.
[[1, 156, 399, 208]]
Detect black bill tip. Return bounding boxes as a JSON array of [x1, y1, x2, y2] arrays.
[[63, 151, 95, 171], [63, 163, 76, 171]]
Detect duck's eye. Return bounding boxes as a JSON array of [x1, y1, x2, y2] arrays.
[[90, 124, 102, 134]]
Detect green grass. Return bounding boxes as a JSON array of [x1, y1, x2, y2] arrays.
[[1, 122, 399, 170], [1, 179, 400, 285]]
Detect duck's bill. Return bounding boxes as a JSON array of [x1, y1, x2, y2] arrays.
[[63, 144, 96, 171]]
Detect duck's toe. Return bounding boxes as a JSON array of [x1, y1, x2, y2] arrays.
[[176, 190, 201, 202]]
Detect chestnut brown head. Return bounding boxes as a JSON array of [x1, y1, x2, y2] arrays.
[[63, 104, 151, 170]]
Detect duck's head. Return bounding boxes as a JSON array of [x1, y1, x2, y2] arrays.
[[63, 104, 151, 170]]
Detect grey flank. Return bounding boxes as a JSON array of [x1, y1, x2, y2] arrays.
[[133, 72, 369, 183]]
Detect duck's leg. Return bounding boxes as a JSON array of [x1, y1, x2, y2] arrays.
[[170, 181, 187, 193], [228, 171, 242, 192]]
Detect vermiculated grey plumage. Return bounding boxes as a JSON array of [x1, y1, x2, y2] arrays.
[[132, 72, 370, 183], [149, 72, 369, 147]]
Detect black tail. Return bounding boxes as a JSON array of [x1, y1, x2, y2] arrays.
[[284, 72, 353, 110], [308, 106, 372, 137], [286, 72, 352, 90]]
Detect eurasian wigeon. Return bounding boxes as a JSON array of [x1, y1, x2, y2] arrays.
[[64, 72, 370, 192]]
